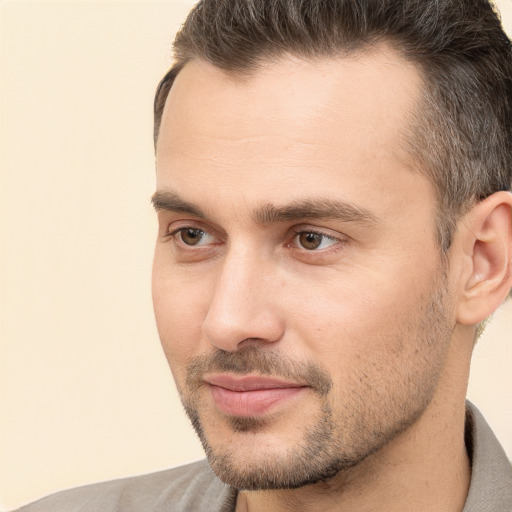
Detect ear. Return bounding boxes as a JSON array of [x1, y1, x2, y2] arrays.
[[456, 191, 512, 326]]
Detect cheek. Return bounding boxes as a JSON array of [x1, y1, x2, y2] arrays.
[[286, 266, 440, 373], [152, 262, 212, 369]]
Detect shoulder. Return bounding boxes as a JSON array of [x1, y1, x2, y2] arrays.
[[15, 460, 236, 512]]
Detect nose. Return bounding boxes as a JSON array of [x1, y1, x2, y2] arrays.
[[202, 248, 285, 351]]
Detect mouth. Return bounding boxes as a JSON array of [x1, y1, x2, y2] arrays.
[[204, 374, 308, 417]]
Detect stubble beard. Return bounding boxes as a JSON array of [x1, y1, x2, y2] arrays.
[[179, 274, 453, 491]]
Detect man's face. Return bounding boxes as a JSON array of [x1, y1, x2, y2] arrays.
[[152, 51, 456, 489]]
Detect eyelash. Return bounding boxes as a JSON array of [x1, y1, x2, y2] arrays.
[[167, 224, 219, 247], [289, 228, 341, 252]]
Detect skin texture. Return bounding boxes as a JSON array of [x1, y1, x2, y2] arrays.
[[152, 49, 512, 511]]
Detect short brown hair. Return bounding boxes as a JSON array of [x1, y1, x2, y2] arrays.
[[154, 0, 512, 251]]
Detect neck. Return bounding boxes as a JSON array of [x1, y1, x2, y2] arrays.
[[236, 396, 470, 512]]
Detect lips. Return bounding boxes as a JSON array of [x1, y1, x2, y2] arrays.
[[204, 374, 307, 417]]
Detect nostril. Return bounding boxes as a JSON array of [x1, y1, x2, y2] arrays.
[[202, 306, 285, 352]]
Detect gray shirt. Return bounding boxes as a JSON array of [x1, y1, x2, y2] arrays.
[[14, 402, 512, 511]]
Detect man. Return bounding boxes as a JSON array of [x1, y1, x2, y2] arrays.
[[17, 0, 512, 511]]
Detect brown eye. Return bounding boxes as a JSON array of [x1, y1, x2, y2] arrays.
[[293, 231, 339, 251], [179, 228, 205, 246], [298, 232, 323, 250]]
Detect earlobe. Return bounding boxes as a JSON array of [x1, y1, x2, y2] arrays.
[[456, 191, 512, 326]]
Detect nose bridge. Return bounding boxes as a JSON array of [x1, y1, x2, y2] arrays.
[[203, 242, 283, 351]]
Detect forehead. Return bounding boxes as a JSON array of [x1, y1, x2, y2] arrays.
[[158, 48, 423, 149], [155, 48, 431, 222]]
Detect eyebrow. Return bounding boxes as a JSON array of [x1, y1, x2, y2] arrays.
[[151, 190, 379, 226], [151, 191, 206, 218], [253, 198, 379, 226]]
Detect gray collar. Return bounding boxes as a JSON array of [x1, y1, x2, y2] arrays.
[[463, 401, 512, 511]]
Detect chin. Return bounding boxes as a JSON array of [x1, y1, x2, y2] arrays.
[[185, 402, 371, 491]]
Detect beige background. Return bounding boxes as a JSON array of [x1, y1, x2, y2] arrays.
[[0, 0, 511, 510]]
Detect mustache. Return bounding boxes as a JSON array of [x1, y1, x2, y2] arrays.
[[185, 347, 332, 396]]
